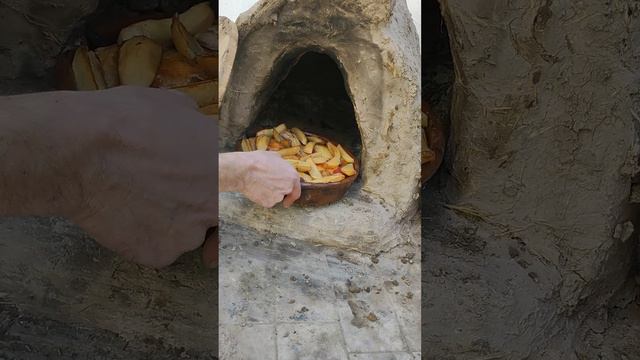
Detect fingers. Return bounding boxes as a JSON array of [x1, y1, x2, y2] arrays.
[[282, 177, 301, 208], [259, 193, 285, 208]]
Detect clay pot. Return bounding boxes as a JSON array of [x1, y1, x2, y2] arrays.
[[236, 132, 360, 207]]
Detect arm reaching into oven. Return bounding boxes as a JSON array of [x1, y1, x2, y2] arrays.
[[0, 86, 219, 268], [219, 151, 301, 208]]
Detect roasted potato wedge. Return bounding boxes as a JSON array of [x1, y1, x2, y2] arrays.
[[307, 136, 326, 144], [171, 14, 205, 60], [71, 47, 99, 90], [325, 152, 341, 169], [152, 50, 208, 88], [315, 145, 333, 159], [247, 126, 357, 184], [309, 161, 323, 180], [308, 173, 346, 184], [327, 142, 339, 157], [257, 129, 274, 137], [295, 161, 312, 173], [341, 163, 356, 176], [299, 172, 313, 182], [337, 144, 355, 163], [87, 51, 107, 90], [256, 135, 270, 151], [118, 2, 214, 46], [292, 128, 308, 145], [119, 36, 162, 87], [278, 146, 301, 157], [303, 141, 316, 154], [240, 138, 251, 152], [94, 45, 120, 88]]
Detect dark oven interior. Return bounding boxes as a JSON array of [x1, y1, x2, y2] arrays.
[[247, 51, 362, 161]]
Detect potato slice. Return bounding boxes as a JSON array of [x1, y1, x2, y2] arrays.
[[311, 154, 330, 164], [337, 144, 355, 163], [248, 137, 256, 151], [307, 136, 326, 144], [315, 145, 333, 159], [87, 51, 107, 90], [327, 142, 339, 157], [118, 2, 214, 46], [152, 50, 208, 88], [285, 159, 298, 167], [295, 161, 312, 172], [268, 139, 283, 150], [94, 45, 120, 88], [170, 79, 217, 107], [308, 173, 346, 184], [71, 47, 99, 90], [256, 135, 270, 151], [325, 152, 341, 169], [341, 163, 356, 176], [291, 128, 308, 145], [280, 130, 301, 146], [119, 36, 162, 87], [309, 161, 323, 180], [273, 129, 283, 142], [299, 172, 313, 182], [171, 14, 205, 60], [257, 129, 273, 137], [303, 141, 316, 154], [274, 123, 287, 133], [241, 138, 251, 152], [278, 146, 300, 157]]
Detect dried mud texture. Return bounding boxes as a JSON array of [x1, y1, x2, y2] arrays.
[[219, 0, 421, 253], [218, 16, 237, 103], [422, 0, 640, 358], [0, 217, 218, 359], [0, 0, 99, 93]]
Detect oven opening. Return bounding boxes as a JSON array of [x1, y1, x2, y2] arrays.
[[249, 51, 362, 162]]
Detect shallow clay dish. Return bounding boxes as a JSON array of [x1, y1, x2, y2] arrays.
[[237, 132, 360, 207]]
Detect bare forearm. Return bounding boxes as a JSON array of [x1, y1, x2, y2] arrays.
[[218, 150, 301, 208], [218, 152, 249, 193]]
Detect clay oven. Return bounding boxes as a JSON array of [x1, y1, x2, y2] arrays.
[[219, 0, 421, 252]]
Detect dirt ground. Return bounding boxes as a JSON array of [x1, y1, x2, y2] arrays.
[[0, 217, 218, 360], [423, 175, 640, 359]]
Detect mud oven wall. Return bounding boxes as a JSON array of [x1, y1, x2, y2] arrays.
[[219, 0, 421, 253]]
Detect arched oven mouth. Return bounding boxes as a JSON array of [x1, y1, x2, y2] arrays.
[[244, 47, 364, 193]]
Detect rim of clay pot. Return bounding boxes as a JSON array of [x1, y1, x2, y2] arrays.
[[235, 131, 360, 190]]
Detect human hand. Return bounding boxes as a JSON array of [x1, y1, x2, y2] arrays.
[[219, 151, 301, 208], [62, 86, 219, 268]]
